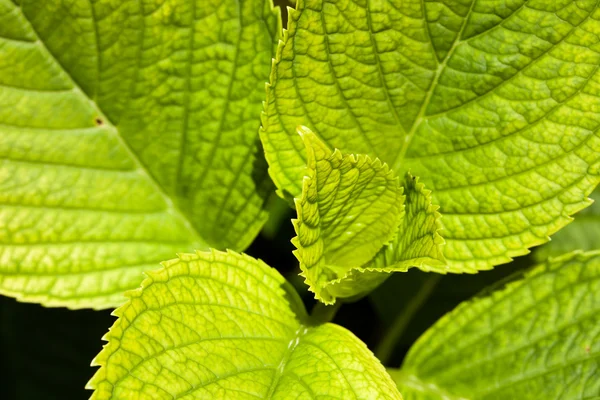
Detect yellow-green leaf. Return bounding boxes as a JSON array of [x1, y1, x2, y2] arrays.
[[261, 0, 600, 272], [292, 128, 444, 303], [0, 0, 279, 308], [88, 250, 401, 399], [535, 189, 600, 260], [391, 250, 600, 399]]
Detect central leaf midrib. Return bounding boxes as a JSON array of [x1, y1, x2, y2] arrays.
[[175, 0, 196, 191], [391, 0, 476, 173], [192, 2, 243, 186], [265, 325, 307, 398], [392, 0, 598, 173], [18, 6, 207, 249]]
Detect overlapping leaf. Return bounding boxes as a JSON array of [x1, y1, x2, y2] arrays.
[[366, 175, 446, 273], [0, 0, 279, 308], [261, 0, 600, 272], [88, 250, 401, 399], [390, 251, 600, 399], [292, 128, 444, 304]]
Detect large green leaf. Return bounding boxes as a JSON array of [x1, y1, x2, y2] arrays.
[[88, 250, 401, 399], [0, 0, 279, 308], [292, 128, 443, 303], [261, 0, 600, 272], [390, 250, 600, 399], [535, 189, 600, 260]]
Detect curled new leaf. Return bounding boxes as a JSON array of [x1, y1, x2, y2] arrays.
[[366, 175, 446, 273], [88, 250, 401, 399], [292, 127, 444, 304]]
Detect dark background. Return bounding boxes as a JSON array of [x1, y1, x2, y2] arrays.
[[0, 0, 534, 398]]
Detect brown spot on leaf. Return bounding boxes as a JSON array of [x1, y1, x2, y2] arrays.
[[94, 117, 104, 126]]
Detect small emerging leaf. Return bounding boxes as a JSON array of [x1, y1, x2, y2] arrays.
[[367, 175, 446, 273], [293, 128, 444, 304], [292, 126, 404, 303], [88, 250, 400, 399], [391, 250, 600, 399]]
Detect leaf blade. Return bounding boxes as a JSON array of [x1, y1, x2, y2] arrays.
[[292, 127, 404, 303], [366, 174, 446, 273], [535, 189, 600, 260], [88, 250, 401, 399], [0, 0, 280, 308], [393, 250, 600, 399], [261, 0, 600, 272]]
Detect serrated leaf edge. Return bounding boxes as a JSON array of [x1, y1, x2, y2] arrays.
[[86, 247, 306, 391]]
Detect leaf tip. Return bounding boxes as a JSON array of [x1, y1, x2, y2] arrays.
[[296, 125, 313, 138]]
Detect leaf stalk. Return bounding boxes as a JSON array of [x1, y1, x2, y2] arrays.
[[375, 274, 441, 364], [309, 301, 342, 325]]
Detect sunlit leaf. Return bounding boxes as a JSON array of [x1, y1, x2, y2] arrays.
[[261, 0, 600, 272], [88, 250, 401, 399], [391, 250, 600, 399], [0, 0, 280, 308]]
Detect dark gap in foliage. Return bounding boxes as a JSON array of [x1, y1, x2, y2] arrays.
[[273, 0, 293, 27], [0, 297, 113, 400], [368, 253, 534, 367]]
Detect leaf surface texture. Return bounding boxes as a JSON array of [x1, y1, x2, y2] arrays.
[[391, 251, 600, 399], [293, 128, 443, 303], [261, 0, 600, 271], [0, 0, 279, 308], [536, 189, 600, 260], [89, 250, 401, 399]]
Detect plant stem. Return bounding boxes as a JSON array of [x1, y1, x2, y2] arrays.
[[309, 301, 342, 325], [375, 274, 441, 365]]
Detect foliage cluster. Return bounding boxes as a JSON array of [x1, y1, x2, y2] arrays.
[[1, 0, 599, 398]]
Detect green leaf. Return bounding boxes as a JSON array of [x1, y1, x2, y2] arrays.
[[261, 0, 600, 272], [295, 127, 404, 268], [323, 173, 446, 302], [366, 175, 446, 273], [535, 189, 600, 261], [0, 0, 280, 308], [292, 127, 443, 303], [390, 250, 600, 399], [88, 250, 401, 399], [291, 126, 404, 303]]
